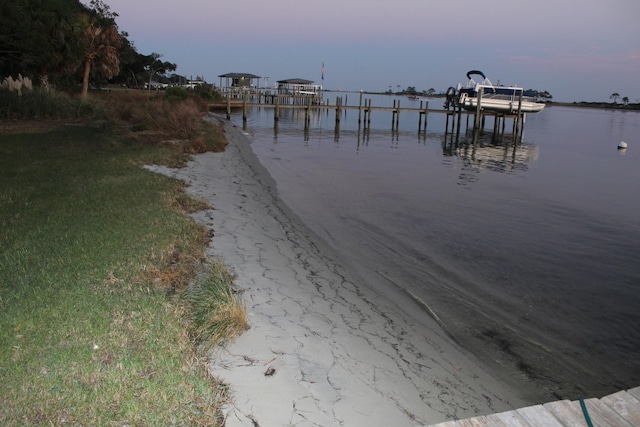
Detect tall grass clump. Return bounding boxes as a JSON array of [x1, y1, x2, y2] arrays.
[[183, 262, 248, 349], [0, 87, 97, 120]]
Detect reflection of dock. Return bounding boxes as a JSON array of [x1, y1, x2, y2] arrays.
[[428, 386, 640, 427], [445, 139, 539, 174]]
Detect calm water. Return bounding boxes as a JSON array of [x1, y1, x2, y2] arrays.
[[228, 95, 640, 401]]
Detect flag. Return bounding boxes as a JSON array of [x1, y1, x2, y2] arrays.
[[321, 62, 325, 81]]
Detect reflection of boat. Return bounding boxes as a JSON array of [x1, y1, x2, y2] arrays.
[[445, 70, 545, 114]]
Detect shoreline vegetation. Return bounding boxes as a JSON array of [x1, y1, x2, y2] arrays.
[[0, 88, 245, 425]]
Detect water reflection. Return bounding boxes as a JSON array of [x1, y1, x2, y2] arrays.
[[443, 133, 538, 175]]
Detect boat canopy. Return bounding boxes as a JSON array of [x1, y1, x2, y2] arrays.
[[466, 70, 486, 80]]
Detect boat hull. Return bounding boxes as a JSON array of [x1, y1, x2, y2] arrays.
[[461, 96, 545, 113]]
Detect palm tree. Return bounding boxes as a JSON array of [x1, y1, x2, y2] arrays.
[[79, 0, 121, 98], [622, 96, 629, 105], [610, 92, 620, 104]]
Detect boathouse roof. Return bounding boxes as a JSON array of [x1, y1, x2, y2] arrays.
[[277, 78, 314, 84], [218, 72, 261, 79]]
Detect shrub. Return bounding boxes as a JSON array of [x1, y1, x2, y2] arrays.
[[165, 86, 190, 102]]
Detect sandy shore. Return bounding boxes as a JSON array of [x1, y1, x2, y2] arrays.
[[150, 116, 527, 426]]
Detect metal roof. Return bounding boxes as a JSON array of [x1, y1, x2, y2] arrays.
[[277, 78, 315, 84], [218, 73, 261, 79]]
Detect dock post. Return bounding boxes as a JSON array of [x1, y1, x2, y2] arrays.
[[358, 91, 363, 124], [226, 94, 231, 120], [395, 100, 400, 130], [455, 102, 462, 138], [391, 100, 397, 131], [424, 101, 429, 132], [474, 90, 483, 130], [367, 99, 372, 128], [514, 91, 524, 141], [274, 95, 280, 122], [242, 94, 248, 124], [305, 96, 311, 128]]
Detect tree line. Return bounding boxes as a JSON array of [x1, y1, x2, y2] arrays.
[[0, 0, 178, 98]]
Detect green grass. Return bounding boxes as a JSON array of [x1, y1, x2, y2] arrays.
[[0, 125, 234, 425]]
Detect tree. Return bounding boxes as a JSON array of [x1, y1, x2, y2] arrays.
[[79, 0, 121, 98], [0, 0, 87, 86], [622, 96, 629, 105], [610, 92, 620, 104], [145, 53, 177, 91], [539, 91, 552, 102], [111, 33, 145, 88]]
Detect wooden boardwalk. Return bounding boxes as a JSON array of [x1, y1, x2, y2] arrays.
[[428, 386, 640, 426]]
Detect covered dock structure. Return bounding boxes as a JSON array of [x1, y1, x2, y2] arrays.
[[277, 78, 321, 96], [276, 78, 323, 104], [218, 72, 261, 92]]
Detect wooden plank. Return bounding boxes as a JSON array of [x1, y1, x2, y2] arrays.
[[455, 417, 490, 427], [485, 410, 533, 426], [543, 400, 586, 427], [428, 421, 459, 427], [583, 397, 635, 427], [600, 390, 640, 425], [515, 404, 566, 427], [628, 386, 640, 401]]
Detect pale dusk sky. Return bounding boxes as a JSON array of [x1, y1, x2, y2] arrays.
[[100, 0, 639, 102]]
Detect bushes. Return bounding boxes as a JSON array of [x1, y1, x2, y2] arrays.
[[165, 86, 190, 102]]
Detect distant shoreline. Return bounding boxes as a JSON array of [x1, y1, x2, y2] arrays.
[[323, 90, 640, 111], [545, 101, 640, 110]]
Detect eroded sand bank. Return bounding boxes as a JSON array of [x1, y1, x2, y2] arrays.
[[149, 117, 527, 427]]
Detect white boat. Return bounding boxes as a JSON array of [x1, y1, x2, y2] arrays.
[[445, 70, 545, 114]]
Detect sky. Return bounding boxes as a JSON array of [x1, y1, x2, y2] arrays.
[[98, 0, 639, 103]]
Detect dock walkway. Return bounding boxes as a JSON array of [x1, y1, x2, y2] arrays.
[[428, 386, 640, 426]]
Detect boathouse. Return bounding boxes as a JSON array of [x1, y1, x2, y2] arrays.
[[277, 78, 321, 95], [218, 72, 261, 91]]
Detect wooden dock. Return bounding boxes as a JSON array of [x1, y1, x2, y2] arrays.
[[427, 386, 640, 427], [209, 92, 527, 138]]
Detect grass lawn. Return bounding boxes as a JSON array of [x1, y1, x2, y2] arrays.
[[0, 124, 237, 425]]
